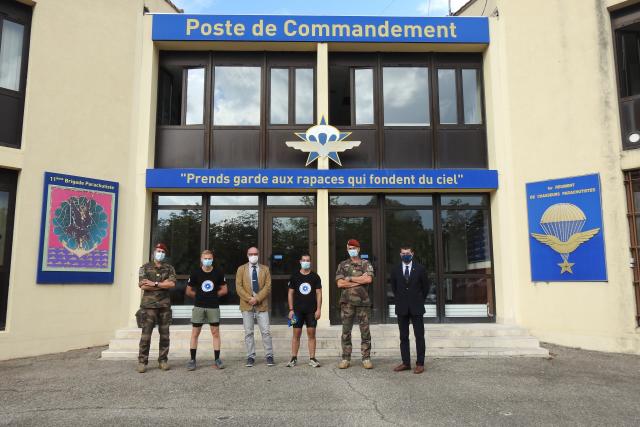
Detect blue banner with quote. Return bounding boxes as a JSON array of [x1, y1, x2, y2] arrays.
[[152, 14, 489, 44], [526, 174, 607, 282], [146, 168, 498, 190]]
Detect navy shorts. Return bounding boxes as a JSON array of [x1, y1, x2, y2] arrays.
[[293, 310, 317, 329]]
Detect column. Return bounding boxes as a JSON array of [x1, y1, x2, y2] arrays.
[[316, 43, 331, 327]]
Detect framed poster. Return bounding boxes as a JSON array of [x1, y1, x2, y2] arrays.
[[37, 172, 118, 284], [525, 173, 607, 282]]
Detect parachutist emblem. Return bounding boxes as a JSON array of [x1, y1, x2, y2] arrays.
[[530, 203, 600, 274]]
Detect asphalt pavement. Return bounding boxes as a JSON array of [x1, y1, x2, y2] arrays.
[[1, 344, 639, 426]]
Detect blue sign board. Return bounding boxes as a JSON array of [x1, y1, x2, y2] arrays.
[[526, 174, 607, 282], [152, 14, 489, 44], [146, 168, 498, 190]]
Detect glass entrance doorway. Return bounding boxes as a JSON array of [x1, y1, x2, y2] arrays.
[[265, 211, 315, 323], [329, 194, 495, 324], [151, 193, 316, 324]]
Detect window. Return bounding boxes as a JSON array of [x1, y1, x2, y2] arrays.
[[270, 68, 288, 124], [329, 66, 374, 126], [185, 68, 204, 125], [355, 69, 374, 125], [0, 20, 24, 91], [213, 66, 261, 126], [462, 69, 482, 124], [0, 169, 17, 330], [269, 67, 315, 125], [383, 67, 430, 126], [612, 5, 640, 150], [438, 69, 457, 124], [0, 1, 31, 149]]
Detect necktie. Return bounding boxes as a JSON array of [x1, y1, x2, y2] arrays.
[[404, 265, 410, 282], [252, 266, 259, 294]]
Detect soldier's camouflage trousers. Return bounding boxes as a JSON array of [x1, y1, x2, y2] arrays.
[[340, 303, 371, 361], [138, 307, 172, 364]]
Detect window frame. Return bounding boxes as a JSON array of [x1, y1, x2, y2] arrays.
[[0, 1, 32, 149]]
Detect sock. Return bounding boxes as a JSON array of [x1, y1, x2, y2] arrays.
[[190, 348, 197, 360], [214, 350, 220, 360], [291, 355, 297, 360]]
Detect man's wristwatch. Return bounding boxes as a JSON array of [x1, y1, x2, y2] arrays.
[[154, 281, 159, 287]]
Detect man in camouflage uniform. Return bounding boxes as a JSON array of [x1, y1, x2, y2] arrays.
[[335, 238, 374, 369], [137, 243, 176, 373]]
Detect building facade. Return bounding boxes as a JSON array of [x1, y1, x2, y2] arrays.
[[1, 0, 640, 360]]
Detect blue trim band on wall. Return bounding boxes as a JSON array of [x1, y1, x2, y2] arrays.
[[146, 168, 498, 190], [152, 15, 490, 44]]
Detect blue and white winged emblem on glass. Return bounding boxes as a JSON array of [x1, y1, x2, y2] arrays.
[[286, 117, 361, 166]]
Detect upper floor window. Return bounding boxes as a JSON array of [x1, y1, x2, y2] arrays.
[[269, 67, 315, 125], [0, 1, 32, 148], [612, 4, 640, 150], [213, 66, 261, 126], [383, 67, 430, 126]]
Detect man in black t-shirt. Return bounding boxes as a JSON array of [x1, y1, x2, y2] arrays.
[[286, 254, 322, 368], [185, 250, 227, 371]]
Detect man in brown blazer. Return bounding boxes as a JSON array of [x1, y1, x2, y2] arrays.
[[235, 247, 274, 367]]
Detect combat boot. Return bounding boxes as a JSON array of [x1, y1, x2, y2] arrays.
[[137, 363, 147, 373], [158, 361, 171, 371], [338, 359, 350, 369], [362, 359, 374, 369]]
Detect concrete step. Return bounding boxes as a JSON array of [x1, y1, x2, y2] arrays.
[[102, 324, 549, 359]]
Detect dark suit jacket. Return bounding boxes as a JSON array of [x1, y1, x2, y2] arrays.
[[390, 262, 428, 316]]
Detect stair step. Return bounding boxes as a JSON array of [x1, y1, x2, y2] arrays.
[[102, 323, 549, 359]]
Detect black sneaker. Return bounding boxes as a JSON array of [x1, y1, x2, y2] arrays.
[[245, 357, 255, 367], [286, 357, 297, 367], [308, 358, 321, 368], [266, 356, 275, 366]]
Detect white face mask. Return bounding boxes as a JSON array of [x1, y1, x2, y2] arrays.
[[300, 261, 311, 270], [348, 249, 359, 258], [154, 251, 165, 262], [248, 255, 259, 265]]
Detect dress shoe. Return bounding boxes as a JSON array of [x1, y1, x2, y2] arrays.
[[413, 365, 425, 374], [393, 363, 411, 372]]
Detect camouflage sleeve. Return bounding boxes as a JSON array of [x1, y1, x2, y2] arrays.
[[335, 261, 346, 280], [138, 266, 146, 286], [166, 265, 177, 283], [365, 260, 375, 278]]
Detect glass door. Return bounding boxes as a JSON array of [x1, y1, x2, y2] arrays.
[[0, 169, 17, 330], [265, 210, 315, 324], [329, 210, 381, 324]]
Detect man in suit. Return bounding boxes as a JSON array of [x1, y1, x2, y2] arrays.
[[235, 246, 274, 367], [390, 245, 428, 374]]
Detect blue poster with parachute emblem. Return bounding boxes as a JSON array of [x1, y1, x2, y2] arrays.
[[526, 174, 607, 282]]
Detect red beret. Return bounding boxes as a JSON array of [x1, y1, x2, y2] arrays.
[[155, 243, 168, 253], [347, 239, 360, 248]]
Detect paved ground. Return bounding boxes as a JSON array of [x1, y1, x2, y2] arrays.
[[1, 344, 639, 426]]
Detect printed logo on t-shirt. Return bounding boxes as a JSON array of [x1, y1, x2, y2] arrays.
[[299, 282, 312, 295], [201, 280, 214, 292]]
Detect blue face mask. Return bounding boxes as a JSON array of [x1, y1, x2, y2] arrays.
[[348, 249, 359, 257], [300, 261, 311, 270], [202, 259, 213, 267], [401, 254, 413, 263]]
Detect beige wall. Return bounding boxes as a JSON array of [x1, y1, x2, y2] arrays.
[[0, 0, 168, 360], [463, 0, 640, 353]]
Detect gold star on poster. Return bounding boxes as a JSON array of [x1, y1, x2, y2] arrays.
[[558, 259, 575, 274]]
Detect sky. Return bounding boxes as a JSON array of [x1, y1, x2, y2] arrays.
[[170, 0, 472, 16]]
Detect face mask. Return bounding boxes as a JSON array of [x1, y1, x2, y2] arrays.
[[348, 249, 359, 257], [300, 261, 311, 270], [154, 251, 165, 262], [401, 254, 413, 263], [202, 259, 213, 267], [248, 255, 259, 265]]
